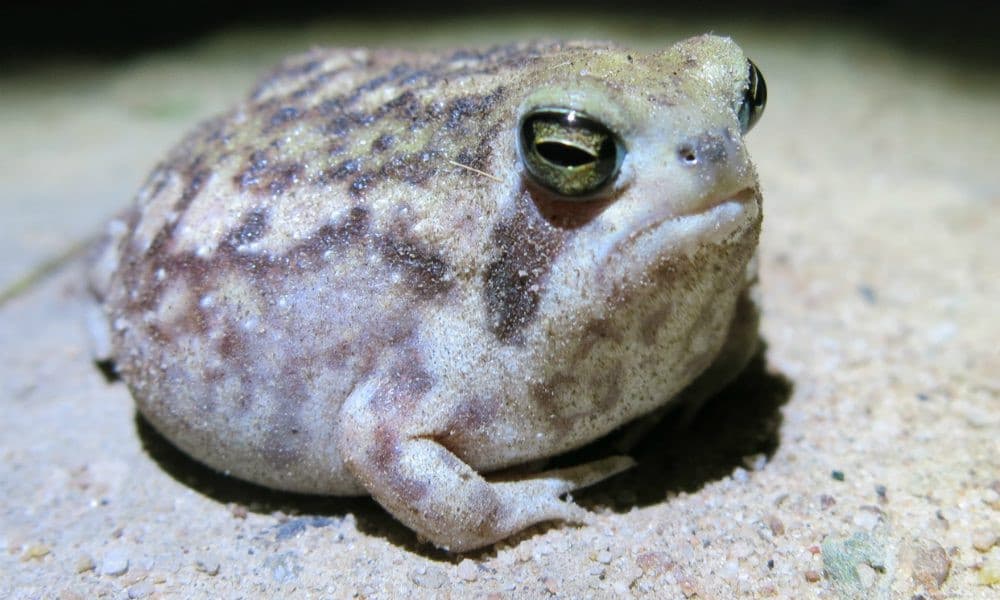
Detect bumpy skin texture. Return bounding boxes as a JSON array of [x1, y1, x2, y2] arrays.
[[91, 35, 764, 551]]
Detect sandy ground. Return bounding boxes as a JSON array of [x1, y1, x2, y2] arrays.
[[2, 16, 998, 599]]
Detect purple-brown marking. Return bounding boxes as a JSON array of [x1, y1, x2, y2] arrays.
[[483, 191, 568, 342]]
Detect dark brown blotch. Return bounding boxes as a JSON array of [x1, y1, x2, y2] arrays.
[[137, 156, 210, 272], [377, 90, 427, 129], [265, 163, 304, 196], [349, 63, 412, 102], [177, 160, 209, 214], [379, 151, 441, 186], [436, 397, 498, 456], [268, 106, 302, 129], [372, 133, 396, 153], [592, 362, 623, 413], [444, 87, 506, 132], [350, 173, 374, 196], [290, 66, 348, 99], [224, 209, 270, 249], [217, 325, 246, 361], [573, 318, 624, 361], [459, 120, 504, 175], [320, 158, 363, 184], [530, 373, 577, 428], [368, 346, 434, 417], [640, 302, 675, 346], [322, 114, 353, 137], [483, 192, 568, 342], [234, 150, 269, 189], [379, 235, 453, 298], [234, 148, 304, 197], [250, 55, 324, 100], [292, 206, 370, 264]]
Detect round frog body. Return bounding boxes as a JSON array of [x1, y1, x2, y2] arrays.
[[90, 34, 767, 551]]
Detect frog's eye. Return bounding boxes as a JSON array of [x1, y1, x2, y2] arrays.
[[519, 108, 625, 198], [737, 59, 766, 134]]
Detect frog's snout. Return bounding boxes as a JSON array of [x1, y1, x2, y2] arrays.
[[675, 127, 753, 193], [676, 128, 744, 169]]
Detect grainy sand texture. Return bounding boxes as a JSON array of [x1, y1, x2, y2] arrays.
[[2, 13, 998, 599]]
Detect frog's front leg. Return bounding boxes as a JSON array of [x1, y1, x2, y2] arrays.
[[338, 382, 634, 551]]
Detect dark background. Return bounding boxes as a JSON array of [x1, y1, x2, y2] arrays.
[[3, 1, 998, 64]]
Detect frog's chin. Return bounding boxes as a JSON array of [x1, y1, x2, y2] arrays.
[[598, 187, 759, 268]]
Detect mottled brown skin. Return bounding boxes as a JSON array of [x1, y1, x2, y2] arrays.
[[91, 35, 764, 551]]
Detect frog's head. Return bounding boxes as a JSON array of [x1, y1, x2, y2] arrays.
[[486, 35, 765, 355]]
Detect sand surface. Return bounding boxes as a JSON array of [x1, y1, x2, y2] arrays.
[[2, 16, 998, 599]]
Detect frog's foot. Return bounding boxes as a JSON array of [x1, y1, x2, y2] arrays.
[[490, 454, 636, 523], [338, 392, 633, 552]]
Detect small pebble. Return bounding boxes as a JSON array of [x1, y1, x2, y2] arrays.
[[935, 510, 949, 528], [149, 571, 168, 584], [820, 494, 836, 509], [229, 503, 248, 519], [742, 453, 767, 471], [978, 557, 1000, 586], [857, 284, 877, 304], [543, 576, 559, 594], [908, 539, 950, 589], [636, 551, 672, 575], [874, 484, 887, 502], [74, 554, 96, 573], [719, 560, 739, 581], [732, 468, 750, 483], [831, 470, 845, 482], [408, 565, 448, 589], [677, 575, 699, 598], [21, 543, 50, 561], [195, 555, 221, 576], [275, 519, 308, 540], [99, 549, 129, 576], [853, 510, 881, 531], [595, 549, 613, 565], [972, 530, 998, 553], [768, 515, 785, 537], [265, 552, 301, 583], [456, 559, 478, 582], [127, 581, 154, 599], [804, 570, 821, 583]]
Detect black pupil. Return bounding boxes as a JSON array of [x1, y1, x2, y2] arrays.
[[536, 142, 595, 168]]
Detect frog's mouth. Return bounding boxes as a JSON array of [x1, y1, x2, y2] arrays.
[[597, 186, 759, 267]]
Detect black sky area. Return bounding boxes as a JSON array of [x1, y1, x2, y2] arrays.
[[2, 2, 998, 67]]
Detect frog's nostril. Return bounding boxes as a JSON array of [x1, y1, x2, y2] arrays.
[[678, 130, 738, 167], [678, 145, 698, 165]]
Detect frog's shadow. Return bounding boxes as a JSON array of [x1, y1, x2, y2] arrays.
[[136, 343, 791, 561]]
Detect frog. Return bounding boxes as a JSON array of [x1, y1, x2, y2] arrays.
[[88, 34, 767, 552]]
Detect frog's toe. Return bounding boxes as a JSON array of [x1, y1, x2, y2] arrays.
[[504, 455, 636, 496]]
